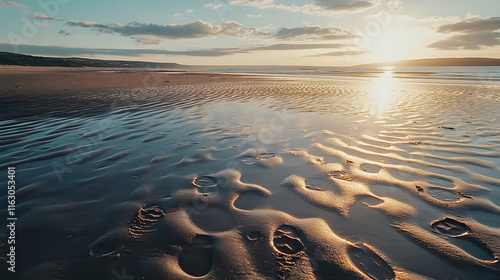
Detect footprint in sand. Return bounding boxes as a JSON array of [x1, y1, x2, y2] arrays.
[[88, 230, 126, 259], [193, 176, 218, 194], [347, 244, 395, 280], [328, 171, 353, 181], [431, 217, 498, 261], [431, 217, 470, 237], [128, 205, 165, 238], [272, 226, 304, 255], [178, 235, 214, 277]]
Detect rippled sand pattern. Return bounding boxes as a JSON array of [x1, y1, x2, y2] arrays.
[[1, 77, 500, 279]]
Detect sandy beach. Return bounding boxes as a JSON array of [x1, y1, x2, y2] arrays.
[[0, 66, 256, 95], [1, 67, 500, 279]]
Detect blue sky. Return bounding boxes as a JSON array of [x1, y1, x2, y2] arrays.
[[0, 0, 499, 66]]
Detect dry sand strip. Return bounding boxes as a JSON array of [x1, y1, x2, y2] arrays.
[[0, 66, 260, 95]]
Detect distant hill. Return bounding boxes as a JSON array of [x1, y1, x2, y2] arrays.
[[0, 51, 183, 68], [357, 58, 500, 67]]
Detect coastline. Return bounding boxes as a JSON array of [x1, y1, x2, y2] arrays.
[[1, 66, 499, 97], [0, 66, 259, 95]]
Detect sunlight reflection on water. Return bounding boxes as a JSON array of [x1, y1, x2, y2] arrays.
[[371, 70, 396, 118]]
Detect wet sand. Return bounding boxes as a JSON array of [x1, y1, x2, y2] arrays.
[[0, 66, 255, 95], [0, 67, 500, 279]]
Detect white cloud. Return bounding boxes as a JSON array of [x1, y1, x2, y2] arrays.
[[0, 1, 27, 9], [228, 0, 377, 14], [32, 13, 55, 20], [204, 3, 223, 10]]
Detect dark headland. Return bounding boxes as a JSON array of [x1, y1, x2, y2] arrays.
[[0, 51, 183, 68], [2, 51, 500, 68]]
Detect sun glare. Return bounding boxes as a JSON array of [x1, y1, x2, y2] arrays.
[[371, 69, 396, 118], [369, 25, 418, 63]]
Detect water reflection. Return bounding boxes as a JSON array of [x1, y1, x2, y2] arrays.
[[371, 69, 396, 118]]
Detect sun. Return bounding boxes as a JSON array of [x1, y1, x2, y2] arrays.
[[368, 24, 420, 63]]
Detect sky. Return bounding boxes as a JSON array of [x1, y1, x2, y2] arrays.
[[0, 0, 499, 66]]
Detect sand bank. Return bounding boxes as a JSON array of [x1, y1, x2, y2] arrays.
[[0, 66, 257, 95]]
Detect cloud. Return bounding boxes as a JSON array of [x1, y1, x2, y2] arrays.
[[0, 1, 27, 9], [0, 43, 353, 58], [230, 0, 302, 12], [428, 32, 500, 50], [66, 20, 266, 40], [312, 0, 375, 12], [65, 19, 358, 43], [429, 16, 500, 50], [436, 17, 500, 33], [58, 30, 70, 36], [308, 50, 368, 56], [247, 14, 262, 18], [131, 36, 163, 45], [32, 13, 55, 20], [272, 26, 358, 40], [227, 0, 376, 14], [250, 43, 353, 51], [204, 3, 223, 9], [229, 0, 281, 9]]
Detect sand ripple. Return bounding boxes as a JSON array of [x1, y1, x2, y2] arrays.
[[1, 78, 499, 279]]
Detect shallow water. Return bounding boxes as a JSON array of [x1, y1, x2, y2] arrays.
[[1, 74, 500, 279], [194, 66, 500, 85]]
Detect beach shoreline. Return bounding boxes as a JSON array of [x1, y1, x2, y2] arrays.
[[0, 66, 261, 95], [2, 66, 499, 97]]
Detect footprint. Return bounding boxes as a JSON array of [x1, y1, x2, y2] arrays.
[[431, 218, 497, 262], [88, 229, 127, 259], [272, 226, 304, 255], [431, 217, 470, 237], [128, 205, 165, 238], [178, 235, 214, 277], [328, 171, 353, 181], [193, 176, 218, 194], [347, 244, 395, 280]]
